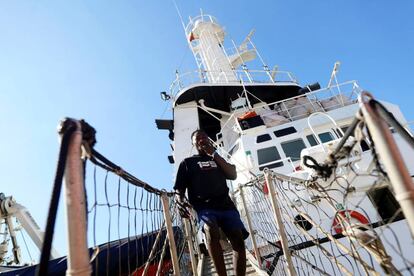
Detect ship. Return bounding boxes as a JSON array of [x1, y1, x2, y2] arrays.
[[1, 10, 414, 276], [155, 12, 414, 275]]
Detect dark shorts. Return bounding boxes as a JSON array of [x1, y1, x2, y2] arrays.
[[196, 209, 249, 240]]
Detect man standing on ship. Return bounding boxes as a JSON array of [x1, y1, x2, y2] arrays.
[[174, 129, 248, 276]]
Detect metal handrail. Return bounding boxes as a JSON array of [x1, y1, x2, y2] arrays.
[[170, 69, 299, 98], [185, 14, 219, 34], [213, 81, 361, 144]]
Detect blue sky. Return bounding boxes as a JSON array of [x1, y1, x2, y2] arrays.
[[0, 0, 413, 260]]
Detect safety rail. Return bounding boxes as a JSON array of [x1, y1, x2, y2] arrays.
[[170, 69, 298, 98], [233, 164, 413, 275], [248, 80, 360, 121], [32, 119, 195, 276], [185, 14, 219, 35], [405, 120, 414, 132], [213, 81, 361, 151], [230, 93, 414, 275], [33, 91, 414, 275]]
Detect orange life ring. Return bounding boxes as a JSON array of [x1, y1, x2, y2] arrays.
[[332, 210, 369, 234]]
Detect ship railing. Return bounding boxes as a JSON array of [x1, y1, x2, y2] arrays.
[[214, 80, 361, 146], [404, 120, 414, 132], [35, 92, 414, 275], [250, 80, 360, 121], [170, 69, 298, 98], [231, 96, 414, 275], [37, 118, 196, 276], [233, 168, 412, 275], [185, 14, 219, 35]]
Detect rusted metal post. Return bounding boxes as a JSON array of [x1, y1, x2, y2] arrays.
[[64, 121, 91, 276], [361, 92, 414, 236], [184, 219, 198, 276], [239, 185, 262, 267], [264, 170, 297, 276], [161, 193, 181, 276]]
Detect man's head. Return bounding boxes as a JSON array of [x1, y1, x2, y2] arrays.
[[191, 129, 209, 154]]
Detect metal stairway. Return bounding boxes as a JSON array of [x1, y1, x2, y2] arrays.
[[201, 250, 260, 276]]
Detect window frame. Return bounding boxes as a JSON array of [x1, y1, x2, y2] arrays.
[[256, 145, 283, 171], [256, 134, 272, 143], [273, 127, 297, 138], [280, 138, 307, 162]]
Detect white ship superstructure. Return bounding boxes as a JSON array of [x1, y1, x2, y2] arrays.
[[156, 13, 414, 275], [2, 10, 413, 276]]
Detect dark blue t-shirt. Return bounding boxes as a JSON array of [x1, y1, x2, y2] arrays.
[[174, 154, 236, 211]]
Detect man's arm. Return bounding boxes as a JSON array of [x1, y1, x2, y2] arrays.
[[200, 140, 237, 180], [174, 160, 191, 218], [213, 153, 237, 180], [174, 160, 188, 194]]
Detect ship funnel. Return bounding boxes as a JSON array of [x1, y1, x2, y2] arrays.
[[186, 15, 238, 83]]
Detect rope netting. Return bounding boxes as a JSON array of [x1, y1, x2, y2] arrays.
[[233, 102, 414, 275], [34, 95, 413, 276], [32, 119, 193, 276], [83, 145, 191, 275]]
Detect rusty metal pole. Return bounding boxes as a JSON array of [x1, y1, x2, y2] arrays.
[[361, 92, 414, 236], [161, 193, 181, 276], [64, 121, 91, 276], [264, 170, 297, 276], [239, 185, 262, 267]]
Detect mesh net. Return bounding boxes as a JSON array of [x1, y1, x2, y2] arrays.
[[83, 151, 190, 276], [233, 118, 414, 276]]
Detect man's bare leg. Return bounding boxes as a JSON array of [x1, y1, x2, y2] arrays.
[[204, 224, 227, 276], [227, 229, 246, 276]]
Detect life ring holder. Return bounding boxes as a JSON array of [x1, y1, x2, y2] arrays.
[[332, 210, 369, 234]]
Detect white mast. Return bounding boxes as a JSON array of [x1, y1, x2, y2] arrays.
[[186, 15, 238, 83]]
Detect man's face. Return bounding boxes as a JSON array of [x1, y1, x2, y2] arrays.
[[192, 131, 209, 152]]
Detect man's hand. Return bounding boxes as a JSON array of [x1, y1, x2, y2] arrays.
[[199, 139, 215, 156], [175, 194, 191, 219]]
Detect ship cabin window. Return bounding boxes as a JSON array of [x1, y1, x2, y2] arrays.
[[256, 134, 272, 143], [318, 132, 335, 143], [281, 139, 307, 162], [257, 146, 283, 171], [306, 134, 318, 147], [306, 131, 334, 146], [274, 127, 297, 137]]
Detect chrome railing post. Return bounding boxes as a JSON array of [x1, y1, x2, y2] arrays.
[[176, 70, 183, 90], [264, 170, 296, 276], [282, 101, 292, 121], [263, 65, 274, 83]]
